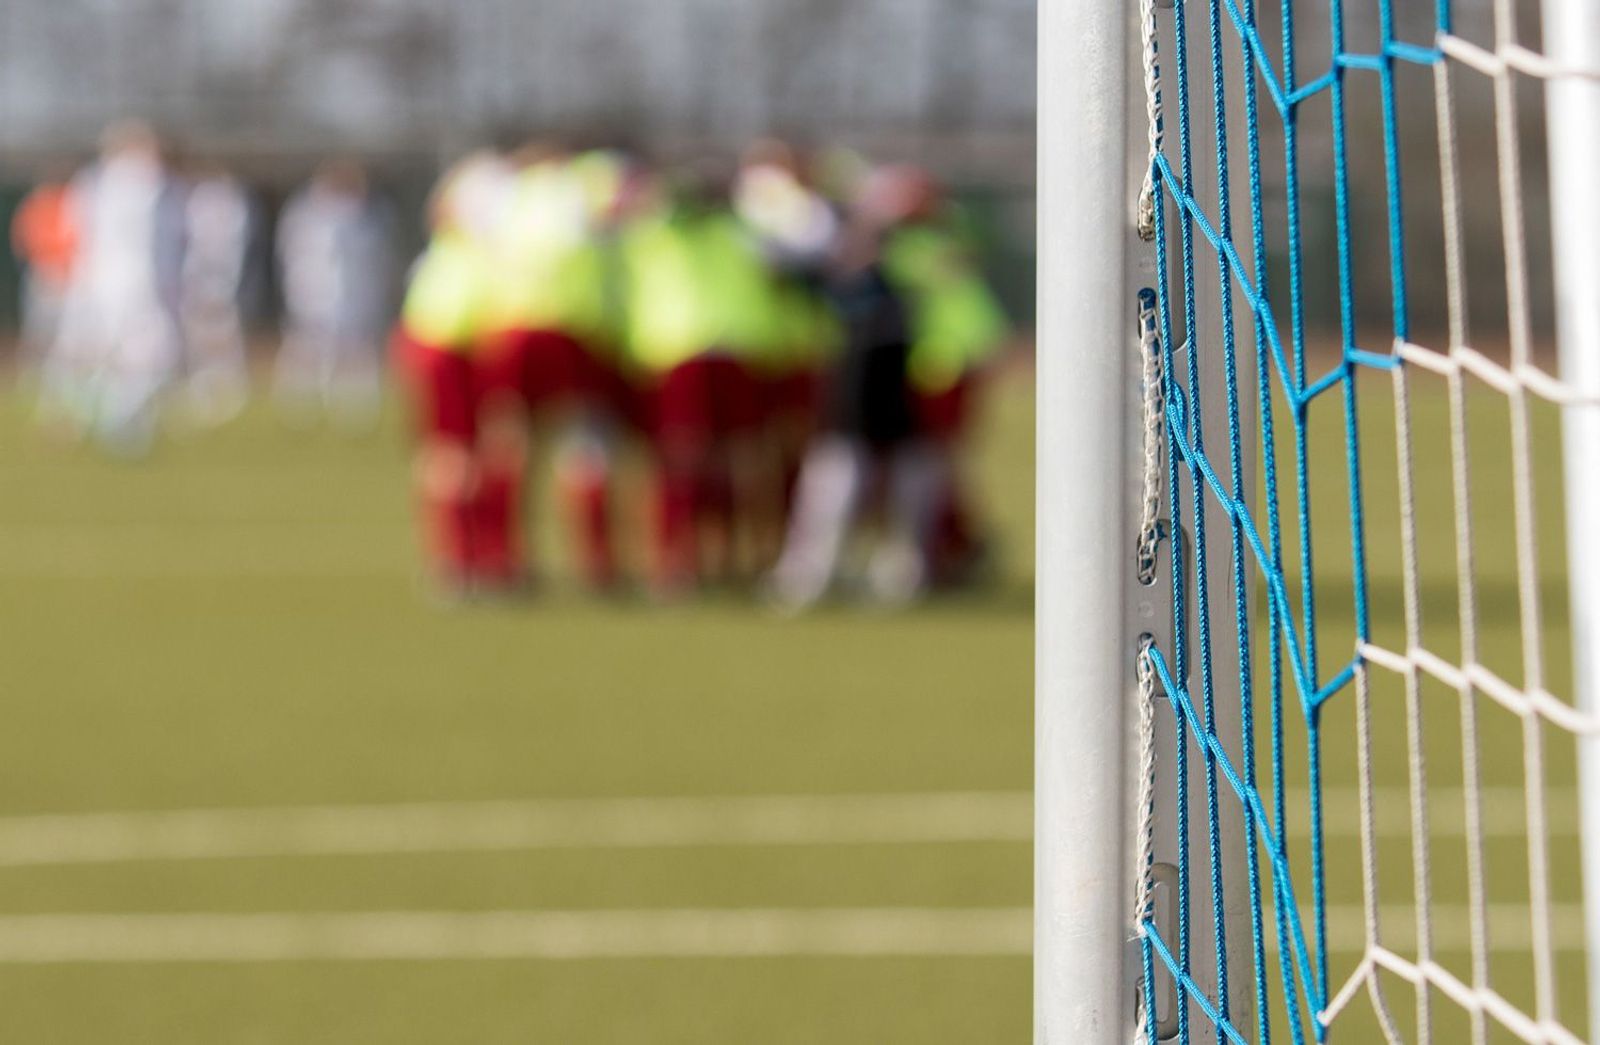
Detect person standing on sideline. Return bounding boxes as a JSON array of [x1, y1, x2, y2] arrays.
[[179, 162, 253, 425], [43, 121, 187, 454], [275, 159, 395, 430], [10, 169, 79, 381]]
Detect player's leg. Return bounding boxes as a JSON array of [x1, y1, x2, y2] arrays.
[[471, 330, 534, 591], [325, 337, 383, 433], [917, 373, 990, 586], [772, 366, 819, 510], [18, 270, 66, 385], [36, 282, 99, 437], [272, 319, 325, 425], [475, 327, 618, 591], [551, 334, 622, 591], [396, 331, 479, 595], [181, 294, 249, 426], [756, 364, 820, 570], [716, 355, 780, 582], [649, 358, 712, 596], [767, 434, 871, 609], [94, 297, 181, 456], [869, 437, 943, 604]]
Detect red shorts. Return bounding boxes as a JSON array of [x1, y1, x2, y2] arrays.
[[915, 374, 978, 441], [650, 355, 765, 443], [478, 328, 621, 415], [393, 330, 478, 443], [763, 368, 820, 423]]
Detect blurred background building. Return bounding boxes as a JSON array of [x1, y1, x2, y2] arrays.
[[0, 0, 1037, 331], [0, 0, 1034, 163], [0, 0, 1558, 339]]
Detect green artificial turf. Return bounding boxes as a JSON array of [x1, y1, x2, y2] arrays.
[[0, 366, 1584, 1042]]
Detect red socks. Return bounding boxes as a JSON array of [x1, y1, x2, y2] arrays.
[[425, 493, 477, 587], [472, 467, 524, 585], [653, 460, 698, 592], [560, 462, 615, 589]]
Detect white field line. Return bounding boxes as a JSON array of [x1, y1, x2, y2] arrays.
[[1310, 785, 1580, 839], [0, 904, 1578, 964], [0, 792, 1035, 869], [1264, 903, 1588, 955], [0, 908, 1032, 963], [0, 787, 1576, 870]]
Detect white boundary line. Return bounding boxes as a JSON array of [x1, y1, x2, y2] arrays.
[[1315, 785, 1580, 839], [0, 792, 1035, 868], [0, 909, 1033, 963], [0, 787, 1576, 869], [1271, 903, 1589, 956], [0, 904, 1577, 964]]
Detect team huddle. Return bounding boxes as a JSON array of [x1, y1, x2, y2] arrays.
[[396, 142, 1012, 608], [9, 125, 1011, 609]]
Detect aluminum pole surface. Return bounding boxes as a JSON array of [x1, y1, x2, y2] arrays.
[[1035, 0, 1134, 1040], [1541, 0, 1600, 1036]]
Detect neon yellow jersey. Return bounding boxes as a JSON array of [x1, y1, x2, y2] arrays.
[[489, 162, 613, 344], [769, 278, 841, 373], [883, 223, 1011, 393], [697, 213, 786, 364], [618, 214, 705, 372], [568, 150, 626, 224], [619, 209, 788, 373], [400, 231, 495, 352]]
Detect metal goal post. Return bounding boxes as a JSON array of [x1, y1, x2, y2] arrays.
[[1037, 0, 1600, 1039]]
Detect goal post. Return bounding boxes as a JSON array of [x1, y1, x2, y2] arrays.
[[1038, 0, 1260, 1033], [1034, 0, 1135, 1035], [1545, 0, 1600, 1037], [1039, 0, 1600, 1039]]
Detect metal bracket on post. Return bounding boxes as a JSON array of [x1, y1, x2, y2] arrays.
[[1133, 519, 1190, 683], [1126, 863, 1182, 1041], [1123, 0, 1256, 1025]]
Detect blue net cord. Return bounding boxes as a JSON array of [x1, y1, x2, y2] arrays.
[[1125, 0, 1458, 1037]]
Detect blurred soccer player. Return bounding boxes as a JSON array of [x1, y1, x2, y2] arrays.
[[767, 196, 939, 609], [392, 153, 507, 596], [179, 162, 252, 425], [44, 121, 187, 454], [733, 141, 841, 547], [10, 168, 78, 381], [275, 158, 395, 430], [620, 173, 780, 594], [867, 165, 1012, 587], [471, 146, 626, 590]]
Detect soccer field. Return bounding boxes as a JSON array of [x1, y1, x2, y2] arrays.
[[0, 374, 1037, 1043], [0, 367, 1582, 1041]]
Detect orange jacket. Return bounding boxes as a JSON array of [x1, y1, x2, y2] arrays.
[[11, 183, 77, 288]]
